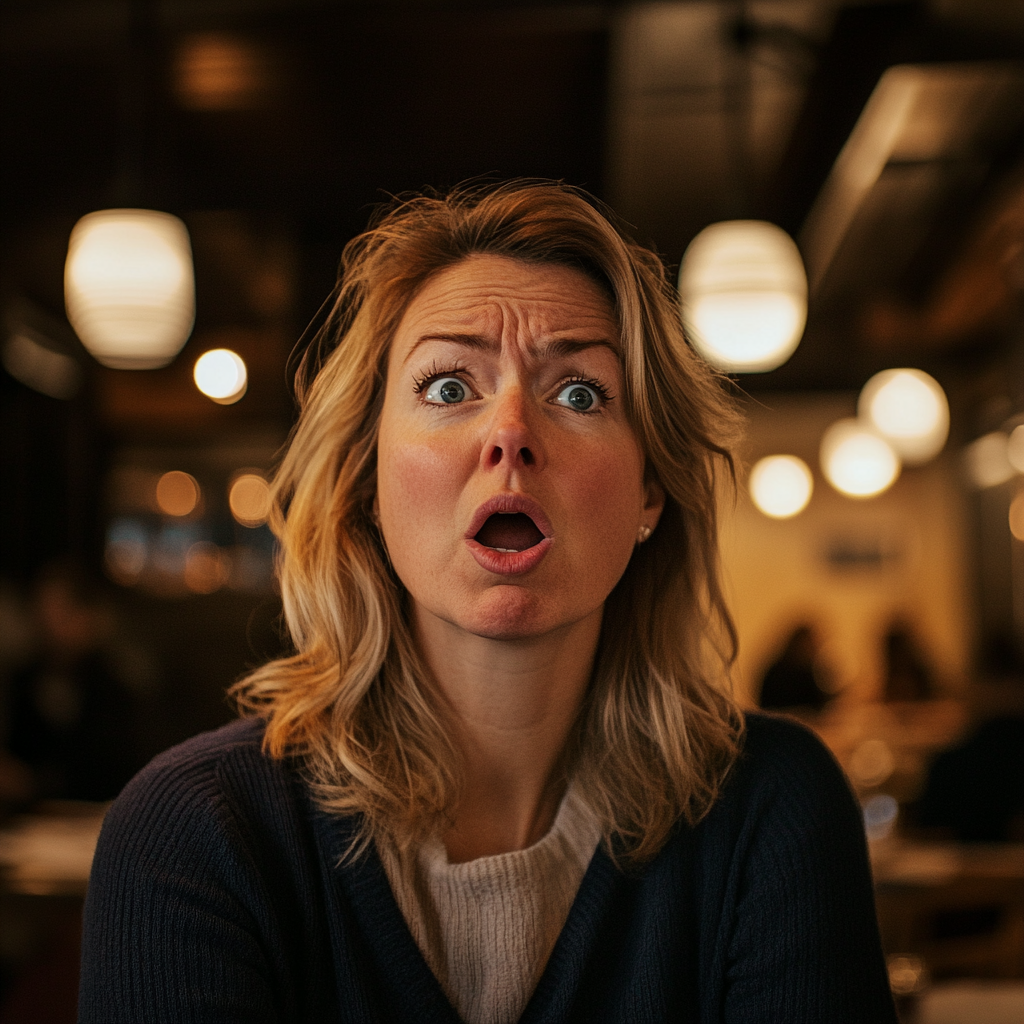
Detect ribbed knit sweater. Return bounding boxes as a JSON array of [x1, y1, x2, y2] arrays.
[[78, 713, 898, 1023], [378, 787, 601, 1024]]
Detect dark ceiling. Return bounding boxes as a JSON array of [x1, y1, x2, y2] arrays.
[[3, 0, 1024, 576]]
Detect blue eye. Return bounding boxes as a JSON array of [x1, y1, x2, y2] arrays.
[[555, 383, 598, 411], [424, 377, 467, 404]]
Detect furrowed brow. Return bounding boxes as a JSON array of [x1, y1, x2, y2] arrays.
[[405, 333, 494, 362], [542, 338, 621, 360]]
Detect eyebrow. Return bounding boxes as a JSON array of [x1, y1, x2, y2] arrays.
[[406, 332, 620, 362]]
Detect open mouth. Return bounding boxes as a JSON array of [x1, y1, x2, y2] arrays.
[[474, 512, 545, 553]]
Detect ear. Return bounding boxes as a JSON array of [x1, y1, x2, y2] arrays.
[[642, 474, 665, 532]]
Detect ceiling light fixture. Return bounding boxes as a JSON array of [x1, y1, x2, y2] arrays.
[[678, 220, 807, 373], [65, 210, 195, 369], [193, 348, 247, 404], [820, 419, 900, 498], [858, 368, 949, 464], [748, 455, 814, 519]]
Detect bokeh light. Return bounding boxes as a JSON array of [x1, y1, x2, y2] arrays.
[[858, 368, 949, 464], [228, 472, 271, 527], [104, 519, 148, 584], [64, 209, 195, 369], [820, 419, 900, 498], [678, 220, 807, 372], [848, 739, 895, 788], [862, 793, 899, 841], [1010, 491, 1024, 542], [193, 348, 248, 404], [748, 455, 813, 519], [887, 956, 928, 997], [965, 432, 1014, 488], [155, 471, 200, 517], [1007, 424, 1024, 474], [183, 542, 231, 594]]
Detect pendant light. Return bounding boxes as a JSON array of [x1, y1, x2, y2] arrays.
[[65, 209, 194, 369], [64, 1, 195, 370], [678, 220, 807, 373], [857, 368, 948, 465]]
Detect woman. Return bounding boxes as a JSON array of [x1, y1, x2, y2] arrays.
[[79, 182, 896, 1023]]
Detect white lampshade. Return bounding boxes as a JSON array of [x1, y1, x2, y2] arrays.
[[64, 209, 195, 369], [858, 368, 949, 464], [820, 418, 901, 498], [678, 220, 807, 372], [749, 455, 814, 519]]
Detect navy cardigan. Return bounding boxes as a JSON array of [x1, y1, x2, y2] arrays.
[[78, 713, 897, 1023]]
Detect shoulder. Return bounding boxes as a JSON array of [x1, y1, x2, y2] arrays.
[[114, 716, 271, 807], [734, 710, 851, 804], [693, 711, 863, 857], [97, 716, 294, 864]]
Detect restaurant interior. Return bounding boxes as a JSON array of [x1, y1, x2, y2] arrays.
[[1, 0, 1023, 1021]]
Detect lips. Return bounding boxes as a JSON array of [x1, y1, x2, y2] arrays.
[[465, 494, 553, 575]]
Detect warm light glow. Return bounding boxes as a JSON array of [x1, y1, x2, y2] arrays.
[[174, 34, 271, 111], [1010, 492, 1024, 542], [183, 542, 231, 594], [64, 209, 195, 369], [194, 348, 247, 403], [858, 368, 949, 464], [155, 471, 200, 517], [820, 419, 900, 498], [678, 220, 807, 372], [849, 739, 895, 788], [1008, 424, 1024, 473], [965, 432, 1014, 488], [749, 455, 813, 519], [228, 472, 271, 527]]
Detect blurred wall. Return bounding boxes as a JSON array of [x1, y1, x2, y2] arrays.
[[721, 394, 973, 705]]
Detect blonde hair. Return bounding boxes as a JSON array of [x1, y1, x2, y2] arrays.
[[232, 180, 743, 865]]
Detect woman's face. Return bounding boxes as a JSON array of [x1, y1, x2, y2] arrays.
[[376, 254, 663, 642]]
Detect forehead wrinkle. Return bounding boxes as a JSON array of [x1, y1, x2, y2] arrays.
[[404, 333, 494, 364], [395, 261, 619, 368], [402, 333, 620, 369]]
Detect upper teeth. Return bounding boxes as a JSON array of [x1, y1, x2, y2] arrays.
[[494, 547, 516, 552]]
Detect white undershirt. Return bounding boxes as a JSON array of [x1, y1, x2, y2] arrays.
[[378, 788, 602, 1024]]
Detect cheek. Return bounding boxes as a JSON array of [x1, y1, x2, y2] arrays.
[[377, 428, 471, 544], [560, 438, 644, 544]]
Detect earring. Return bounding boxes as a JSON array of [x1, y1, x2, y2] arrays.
[[637, 525, 652, 544]]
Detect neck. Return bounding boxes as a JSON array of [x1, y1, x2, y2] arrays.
[[413, 604, 601, 863]]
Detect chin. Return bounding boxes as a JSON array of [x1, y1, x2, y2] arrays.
[[455, 586, 562, 641], [456, 585, 598, 638]]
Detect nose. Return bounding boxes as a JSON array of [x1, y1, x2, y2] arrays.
[[481, 386, 543, 471]]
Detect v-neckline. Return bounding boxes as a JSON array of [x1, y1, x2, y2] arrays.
[[317, 809, 627, 1024]]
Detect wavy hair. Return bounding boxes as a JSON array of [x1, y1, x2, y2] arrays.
[[231, 180, 743, 865]]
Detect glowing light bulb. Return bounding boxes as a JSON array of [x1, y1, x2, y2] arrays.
[[749, 455, 813, 519], [228, 472, 271, 527], [678, 220, 807, 372], [820, 419, 900, 498], [194, 348, 247, 404], [858, 368, 949, 464], [155, 471, 200, 517], [64, 209, 195, 369]]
